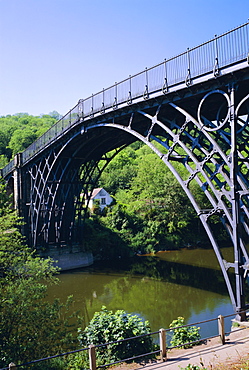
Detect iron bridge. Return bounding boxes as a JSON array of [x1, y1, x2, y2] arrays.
[[2, 22, 249, 319]]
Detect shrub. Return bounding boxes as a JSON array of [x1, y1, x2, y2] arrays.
[[169, 316, 201, 349], [78, 306, 154, 365]]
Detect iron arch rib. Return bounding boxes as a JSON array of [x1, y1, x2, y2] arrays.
[[27, 127, 133, 249], [82, 85, 249, 318], [3, 22, 249, 321], [136, 89, 249, 319], [10, 76, 249, 320]]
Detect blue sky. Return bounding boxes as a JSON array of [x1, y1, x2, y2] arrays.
[[1, 0, 249, 117]]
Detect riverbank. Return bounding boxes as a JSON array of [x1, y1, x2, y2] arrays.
[[41, 248, 94, 270], [53, 251, 93, 270]]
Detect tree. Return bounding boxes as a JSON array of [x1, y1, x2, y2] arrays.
[[0, 181, 77, 367], [99, 146, 138, 193], [0, 131, 9, 156], [8, 127, 37, 155], [97, 142, 214, 252], [78, 306, 154, 365], [0, 113, 57, 160], [0, 154, 8, 169], [48, 111, 62, 120]]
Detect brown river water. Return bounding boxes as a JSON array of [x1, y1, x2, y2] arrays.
[[46, 247, 236, 338]]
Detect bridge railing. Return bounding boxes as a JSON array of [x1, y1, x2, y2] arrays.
[[2, 22, 249, 177], [2, 311, 248, 370]]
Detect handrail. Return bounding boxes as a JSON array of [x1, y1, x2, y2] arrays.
[[1, 310, 248, 370], [1, 21, 249, 177]]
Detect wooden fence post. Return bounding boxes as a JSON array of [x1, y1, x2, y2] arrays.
[[218, 315, 225, 344], [159, 328, 167, 361], [88, 344, 96, 370], [8, 363, 16, 370]]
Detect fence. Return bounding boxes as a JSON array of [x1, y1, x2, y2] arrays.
[[2, 311, 248, 370], [2, 21, 249, 177]]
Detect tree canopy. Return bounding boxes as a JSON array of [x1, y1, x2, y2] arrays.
[[86, 141, 215, 256], [0, 113, 226, 257], [0, 112, 59, 161], [0, 180, 77, 367]]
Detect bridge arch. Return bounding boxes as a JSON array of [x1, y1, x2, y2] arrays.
[[18, 83, 249, 316], [2, 22, 249, 318]]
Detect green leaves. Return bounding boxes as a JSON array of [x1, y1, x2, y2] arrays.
[[169, 316, 201, 349], [0, 184, 78, 367], [95, 142, 209, 254], [0, 113, 57, 161], [79, 306, 154, 364], [99, 146, 138, 193]]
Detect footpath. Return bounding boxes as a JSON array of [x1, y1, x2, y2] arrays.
[[143, 327, 249, 369], [113, 326, 249, 370]]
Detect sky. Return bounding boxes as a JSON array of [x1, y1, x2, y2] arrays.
[[0, 0, 249, 117]]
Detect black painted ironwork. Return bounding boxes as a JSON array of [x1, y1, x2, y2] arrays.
[[1, 22, 249, 319]]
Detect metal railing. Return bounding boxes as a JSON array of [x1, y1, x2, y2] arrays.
[[2, 311, 248, 370], [1, 21, 249, 177]]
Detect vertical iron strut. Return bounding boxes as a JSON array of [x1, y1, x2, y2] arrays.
[[230, 85, 246, 320], [2, 22, 249, 318]]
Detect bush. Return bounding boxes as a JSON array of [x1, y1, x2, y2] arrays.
[[78, 307, 154, 365], [169, 317, 201, 349], [0, 183, 78, 367]]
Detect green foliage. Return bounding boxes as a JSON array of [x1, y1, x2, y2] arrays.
[[0, 183, 78, 367], [125, 150, 195, 235], [95, 142, 214, 255], [92, 199, 101, 215], [78, 306, 154, 365], [99, 146, 138, 193], [66, 351, 89, 370], [0, 154, 8, 168], [0, 178, 10, 214], [82, 216, 129, 259], [0, 113, 58, 161], [169, 317, 201, 349], [0, 115, 226, 259]]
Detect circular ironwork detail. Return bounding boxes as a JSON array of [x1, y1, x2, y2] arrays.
[[197, 90, 230, 131], [235, 93, 249, 134]]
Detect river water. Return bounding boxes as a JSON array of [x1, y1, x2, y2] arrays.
[[47, 247, 235, 339]]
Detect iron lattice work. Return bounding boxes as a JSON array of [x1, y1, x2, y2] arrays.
[[2, 22, 249, 317], [25, 134, 128, 249], [4, 74, 249, 318], [78, 80, 249, 318]]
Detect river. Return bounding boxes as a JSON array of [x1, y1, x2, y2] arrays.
[[47, 247, 235, 339]]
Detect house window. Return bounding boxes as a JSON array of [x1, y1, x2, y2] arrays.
[[101, 198, 106, 205]]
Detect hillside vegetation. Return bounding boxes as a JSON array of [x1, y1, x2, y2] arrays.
[[0, 112, 60, 167], [0, 113, 228, 255], [85, 142, 228, 256]]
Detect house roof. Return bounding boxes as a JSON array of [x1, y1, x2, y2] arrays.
[[90, 188, 103, 199]]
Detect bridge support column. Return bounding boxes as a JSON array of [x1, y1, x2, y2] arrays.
[[230, 85, 246, 321], [13, 153, 23, 216]]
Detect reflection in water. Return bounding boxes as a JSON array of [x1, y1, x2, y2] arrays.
[[47, 248, 234, 337]]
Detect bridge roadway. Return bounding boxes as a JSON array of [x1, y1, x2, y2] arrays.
[[1, 22, 249, 318]]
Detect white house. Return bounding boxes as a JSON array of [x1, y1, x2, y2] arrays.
[[86, 188, 113, 211]]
